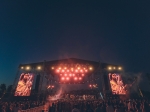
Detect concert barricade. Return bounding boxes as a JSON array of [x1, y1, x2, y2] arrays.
[[19, 105, 48, 112]]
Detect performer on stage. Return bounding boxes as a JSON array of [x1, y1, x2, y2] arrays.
[[109, 73, 126, 94], [14, 73, 33, 96]]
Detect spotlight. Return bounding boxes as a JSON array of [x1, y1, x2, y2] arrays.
[[61, 77, 65, 80], [65, 74, 67, 76], [79, 77, 82, 80], [71, 68, 74, 71], [113, 67, 116, 69], [51, 67, 54, 70], [108, 67, 112, 70], [89, 67, 93, 70], [80, 70, 83, 72], [74, 77, 77, 80], [37, 66, 41, 70], [78, 67, 80, 70], [82, 74, 84, 76], [26, 66, 30, 70], [56, 70, 60, 73], [59, 67, 61, 70], [62, 70, 64, 72], [21, 66, 24, 69], [66, 77, 69, 80], [118, 67, 122, 70]]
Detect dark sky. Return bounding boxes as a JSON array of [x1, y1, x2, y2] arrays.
[[0, 1, 150, 85]]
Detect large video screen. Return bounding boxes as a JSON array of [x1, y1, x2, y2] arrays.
[[108, 73, 126, 95], [14, 73, 34, 96]]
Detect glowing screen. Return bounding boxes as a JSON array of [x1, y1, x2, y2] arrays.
[[14, 73, 34, 96], [108, 73, 126, 95]]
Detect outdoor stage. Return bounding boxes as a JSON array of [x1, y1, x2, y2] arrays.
[[12, 58, 135, 100]]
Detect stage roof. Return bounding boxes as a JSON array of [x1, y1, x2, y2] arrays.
[[19, 58, 121, 70]]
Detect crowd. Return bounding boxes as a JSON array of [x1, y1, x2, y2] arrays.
[[0, 100, 45, 112], [48, 97, 150, 112]]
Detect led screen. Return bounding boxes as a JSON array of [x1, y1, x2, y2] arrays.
[[108, 73, 126, 95], [14, 73, 34, 96]]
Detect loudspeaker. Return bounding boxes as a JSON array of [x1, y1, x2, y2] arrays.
[[35, 75, 41, 92]]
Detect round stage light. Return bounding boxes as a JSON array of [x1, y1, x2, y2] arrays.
[[108, 67, 112, 70], [85, 70, 88, 72], [80, 70, 83, 72], [74, 77, 77, 80], [118, 67, 122, 70], [75, 70, 78, 72], [67, 70, 69, 72], [26, 66, 30, 70], [79, 77, 82, 80], [59, 67, 61, 70], [37, 66, 41, 70], [89, 67, 93, 70], [71, 68, 74, 71], [82, 74, 84, 76], [64, 67, 67, 69], [62, 70, 64, 72], [51, 67, 54, 70], [65, 74, 67, 76], [61, 77, 65, 80], [56, 70, 60, 73], [21, 66, 24, 69], [113, 67, 116, 69], [69, 74, 72, 76], [89, 84, 92, 87], [66, 77, 69, 80]]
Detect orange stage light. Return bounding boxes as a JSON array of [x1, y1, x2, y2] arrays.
[[56, 70, 60, 73], [79, 77, 82, 80], [66, 77, 69, 80], [74, 77, 77, 80]]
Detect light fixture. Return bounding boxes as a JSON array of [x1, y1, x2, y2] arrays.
[[108, 67, 112, 70], [89, 67, 93, 70], [37, 66, 41, 70], [118, 67, 122, 70], [21, 66, 24, 69], [26, 66, 30, 70]]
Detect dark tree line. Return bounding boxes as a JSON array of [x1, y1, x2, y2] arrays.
[[0, 84, 12, 98]]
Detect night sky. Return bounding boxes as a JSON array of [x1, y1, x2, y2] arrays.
[[0, 1, 150, 85]]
